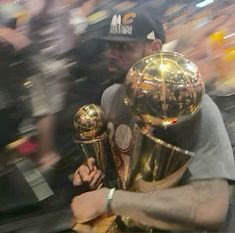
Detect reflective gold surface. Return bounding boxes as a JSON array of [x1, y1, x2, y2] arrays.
[[127, 126, 194, 192], [73, 215, 117, 233], [124, 51, 205, 128], [74, 104, 107, 140]]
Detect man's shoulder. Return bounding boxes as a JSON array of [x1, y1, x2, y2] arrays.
[[101, 83, 125, 120], [101, 84, 123, 106], [102, 84, 123, 98], [200, 94, 224, 124], [201, 93, 217, 109]]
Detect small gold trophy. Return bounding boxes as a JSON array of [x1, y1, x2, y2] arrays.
[[123, 51, 205, 192], [74, 104, 109, 183], [73, 104, 118, 188]]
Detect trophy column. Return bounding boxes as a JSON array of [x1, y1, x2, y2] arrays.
[[73, 104, 119, 188]]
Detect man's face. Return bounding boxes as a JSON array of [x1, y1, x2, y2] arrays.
[[106, 41, 149, 81]]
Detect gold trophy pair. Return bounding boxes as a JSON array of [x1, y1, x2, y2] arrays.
[[73, 52, 205, 232]]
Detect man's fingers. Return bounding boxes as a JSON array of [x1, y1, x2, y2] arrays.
[[97, 183, 103, 189], [73, 165, 91, 185], [73, 157, 101, 187], [73, 173, 82, 186], [86, 157, 97, 171], [96, 176, 105, 189], [73, 168, 83, 186], [95, 172, 105, 189], [90, 170, 103, 189], [79, 170, 95, 184]]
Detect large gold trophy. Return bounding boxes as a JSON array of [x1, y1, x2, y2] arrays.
[[122, 51, 205, 193]]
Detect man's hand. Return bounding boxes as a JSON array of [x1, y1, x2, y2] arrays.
[[73, 157, 104, 190], [71, 188, 109, 223]]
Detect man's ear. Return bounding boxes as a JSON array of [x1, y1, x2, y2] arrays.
[[145, 39, 162, 55]]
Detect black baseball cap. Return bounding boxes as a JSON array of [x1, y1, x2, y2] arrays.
[[98, 5, 166, 44]]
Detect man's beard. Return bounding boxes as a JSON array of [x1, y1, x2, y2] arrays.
[[108, 61, 129, 84], [109, 68, 127, 84]]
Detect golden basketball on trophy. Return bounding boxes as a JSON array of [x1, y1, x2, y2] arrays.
[[125, 51, 204, 129], [74, 104, 107, 140]]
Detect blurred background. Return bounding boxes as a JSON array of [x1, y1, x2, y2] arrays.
[[0, 0, 234, 232]]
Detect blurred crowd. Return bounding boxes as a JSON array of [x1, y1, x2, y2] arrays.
[[164, 0, 235, 86], [0, 0, 234, 182]]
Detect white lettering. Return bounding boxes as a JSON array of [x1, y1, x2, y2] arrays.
[[110, 15, 133, 35]]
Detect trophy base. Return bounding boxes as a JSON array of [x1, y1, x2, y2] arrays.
[[109, 216, 169, 233], [73, 215, 117, 233], [73, 215, 169, 233]]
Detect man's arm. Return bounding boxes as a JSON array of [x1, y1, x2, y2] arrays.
[[111, 179, 229, 231]]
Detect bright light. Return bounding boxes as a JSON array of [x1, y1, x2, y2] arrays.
[[159, 63, 169, 72], [196, 0, 214, 8], [224, 32, 235, 39]]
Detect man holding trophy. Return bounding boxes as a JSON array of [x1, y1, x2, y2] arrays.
[[71, 4, 235, 233]]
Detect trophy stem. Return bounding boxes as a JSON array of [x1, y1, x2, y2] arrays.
[[79, 139, 108, 174]]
